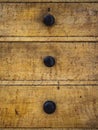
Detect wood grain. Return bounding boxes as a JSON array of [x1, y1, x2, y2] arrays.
[[0, 0, 98, 2], [0, 128, 98, 130], [0, 2, 98, 129], [0, 42, 97, 81], [0, 3, 98, 37], [0, 80, 98, 86], [0, 85, 98, 128], [0, 37, 98, 42]]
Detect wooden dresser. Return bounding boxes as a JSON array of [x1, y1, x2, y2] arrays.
[[0, 0, 98, 130]]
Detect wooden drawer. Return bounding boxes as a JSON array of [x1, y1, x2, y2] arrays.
[[0, 0, 98, 129], [0, 83, 98, 128], [0, 3, 98, 37], [0, 42, 97, 81]]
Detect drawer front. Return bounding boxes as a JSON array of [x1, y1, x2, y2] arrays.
[[0, 84, 98, 128], [0, 43, 97, 81], [0, 3, 98, 37]]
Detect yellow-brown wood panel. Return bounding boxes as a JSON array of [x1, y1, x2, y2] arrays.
[[0, 42, 97, 81], [0, 0, 98, 2], [0, 128, 98, 130], [0, 3, 98, 37], [0, 0, 98, 129], [0, 37, 98, 42], [0, 85, 98, 127]]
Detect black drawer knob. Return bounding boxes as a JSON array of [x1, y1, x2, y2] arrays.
[[43, 14, 55, 26], [44, 56, 55, 67], [43, 101, 56, 114]]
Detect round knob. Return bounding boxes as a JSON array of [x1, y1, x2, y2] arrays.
[[43, 14, 55, 26], [44, 56, 55, 67], [43, 101, 56, 114]]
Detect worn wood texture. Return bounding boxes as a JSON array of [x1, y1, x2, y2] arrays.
[[0, 128, 98, 130], [0, 42, 97, 81], [1, 128, 96, 130], [0, 37, 98, 42], [0, 80, 98, 86], [0, 3, 98, 37], [0, 85, 98, 128], [0, 1, 98, 129], [0, 0, 98, 2]]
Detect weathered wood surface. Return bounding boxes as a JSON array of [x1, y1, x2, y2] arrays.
[[0, 42, 97, 81], [0, 85, 98, 128], [0, 0, 98, 2], [2, 128, 96, 129], [0, 3, 98, 37], [0, 1, 98, 129], [0, 128, 98, 130], [0, 80, 98, 86], [0, 37, 98, 42]]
